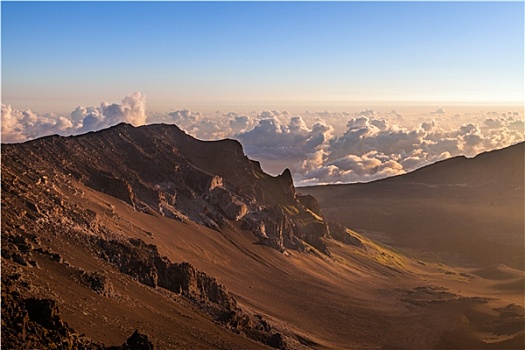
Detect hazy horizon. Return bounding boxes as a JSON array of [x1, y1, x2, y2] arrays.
[[2, 1, 523, 185], [3, 94, 523, 186]]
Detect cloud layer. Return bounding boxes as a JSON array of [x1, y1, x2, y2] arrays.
[[2, 92, 146, 143], [2, 93, 523, 185], [293, 113, 524, 185]]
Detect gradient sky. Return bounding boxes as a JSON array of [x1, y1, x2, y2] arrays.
[[2, 1, 524, 113]]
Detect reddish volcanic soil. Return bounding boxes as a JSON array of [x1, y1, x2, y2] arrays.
[[2, 125, 523, 349]]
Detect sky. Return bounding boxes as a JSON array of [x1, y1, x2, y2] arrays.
[[1, 1, 524, 185], [2, 1, 524, 112]]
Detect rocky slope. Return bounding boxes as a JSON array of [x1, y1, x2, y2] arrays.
[[1, 274, 154, 350], [2, 123, 337, 254], [1, 123, 356, 349], [3, 124, 523, 349]]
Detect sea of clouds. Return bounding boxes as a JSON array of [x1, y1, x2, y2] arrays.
[[2, 92, 523, 186]]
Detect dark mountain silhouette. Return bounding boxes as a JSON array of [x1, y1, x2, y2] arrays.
[[386, 141, 524, 187], [2, 125, 523, 349], [299, 142, 524, 269]]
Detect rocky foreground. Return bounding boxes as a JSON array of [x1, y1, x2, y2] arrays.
[[2, 123, 523, 349], [1, 123, 361, 349]]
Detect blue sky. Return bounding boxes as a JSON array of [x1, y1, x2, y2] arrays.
[[2, 1, 524, 113]]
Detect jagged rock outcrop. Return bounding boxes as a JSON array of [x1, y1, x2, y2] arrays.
[[1, 122, 333, 350], [2, 290, 155, 349], [107, 330, 155, 350], [95, 237, 235, 308], [328, 222, 364, 248], [78, 271, 116, 297], [2, 123, 332, 255], [1, 274, 129, 350], [93, 236, 285, 348], [243, 205, 304, 252], [1, 211, 285, 350], [205, 179, 249, 221], [87, 172, 136, 208], [297, 194, 323, 217], [93, 235, 286, 349], [275, 168, 295, 200]]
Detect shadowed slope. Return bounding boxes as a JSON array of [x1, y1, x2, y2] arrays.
[[2, 123, 329, 253], [387, 142, 524, 187], [2, 126, 523, 349], [299, 142, 524, 269]]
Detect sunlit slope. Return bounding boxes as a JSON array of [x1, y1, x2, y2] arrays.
[[67, 183, 525, 350], [2, 123, 425, 349], [3, 124, 523, 349], [299, 142, 524, 269]]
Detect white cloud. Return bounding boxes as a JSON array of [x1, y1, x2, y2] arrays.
[[2, 96, 523, 186], [484, 118, 504, 129], [291, 111, 524, 185], [233, 115, 335, 171], [167, 109, 200, 125], [1, 104, 76, 142], [421, 120, 435, 132], [357, 109, 376, 118], [1, 104, 25, 143], [78, 92, 147, 132], [229, 115, 252, 134], [1, 92, 147, 142]]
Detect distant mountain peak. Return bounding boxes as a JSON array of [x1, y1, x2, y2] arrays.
[[386, 141, 524, 187]]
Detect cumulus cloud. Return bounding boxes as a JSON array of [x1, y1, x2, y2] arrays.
[[1, 92, 147, 142], [167, 109, 200, 125], [292, 110, 524, 185], [229, 115, 253, 134], [235, 115, 333, 162], [76, 91, 147, 132], [2, 96, 523, 185], [484, 118, 504, 129], [421, 120, 435, 132], [1, 104, 75, 143]]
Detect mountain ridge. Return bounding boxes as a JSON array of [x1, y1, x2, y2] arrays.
[[378, 141, 524, 187], [3, 123, 524, 349], [1, 122, 359, 349], [299, 141, 524, 269], [298, 141, 524, 188], [3, 122, 337, 255]]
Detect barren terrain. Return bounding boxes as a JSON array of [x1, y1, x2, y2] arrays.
[[299, 143, 524, 269], [2, 125, 523, 349]]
